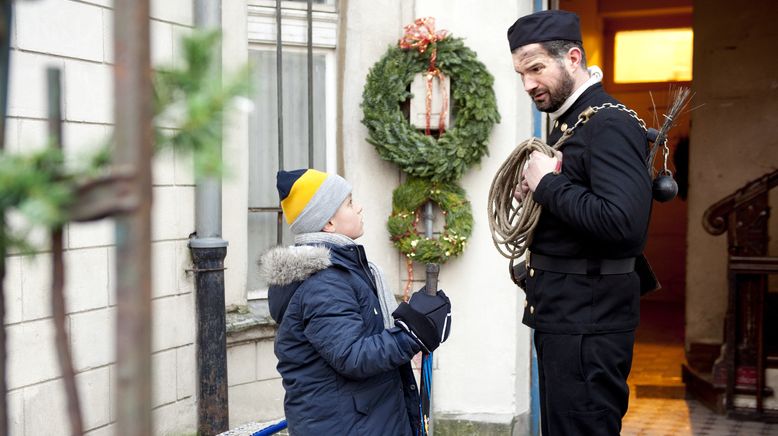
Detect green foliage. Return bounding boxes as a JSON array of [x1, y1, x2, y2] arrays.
[[154, 30, 252, 177], [0, 30, 251, 253], [0, 148, 72, 252], [361, 37, 500, 183], [388, 178, 473, 264], [364, 36, 496, 261]]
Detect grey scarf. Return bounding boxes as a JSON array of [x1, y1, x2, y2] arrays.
[[294, 232, 398, 329]]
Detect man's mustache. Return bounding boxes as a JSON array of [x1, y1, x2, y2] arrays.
[[530, 88, 547, 98]]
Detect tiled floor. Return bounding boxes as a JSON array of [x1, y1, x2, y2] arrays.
[[622, 396, 778, 435], [622, 299, 778, 436]]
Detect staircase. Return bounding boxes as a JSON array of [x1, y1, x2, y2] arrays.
[[684, 169, 778, 421]]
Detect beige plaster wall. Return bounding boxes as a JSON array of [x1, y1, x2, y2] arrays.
[[222, 0, 250, 308], [686, 0, 778, 345], [339, 0, 535, 422]]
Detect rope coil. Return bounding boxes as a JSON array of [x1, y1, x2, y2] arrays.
[[487, 137, 559, 262], [487, 98, 686, 267], [487, 106, 608, 264]]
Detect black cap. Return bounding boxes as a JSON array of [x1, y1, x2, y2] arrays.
[[507, 10, 582, 52]]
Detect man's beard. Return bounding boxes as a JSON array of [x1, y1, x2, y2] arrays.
[[532, 69, 575, 113]]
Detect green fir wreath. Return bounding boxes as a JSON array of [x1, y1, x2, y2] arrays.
[[388, 178, 473, 264], [361, 37, 500, 183]]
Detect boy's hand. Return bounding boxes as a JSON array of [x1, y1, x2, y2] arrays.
[[392, 287, 451, 353]]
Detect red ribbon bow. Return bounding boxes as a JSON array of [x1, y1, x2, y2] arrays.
[[398, 17, 448, 54], [398, 17, 450, 135]]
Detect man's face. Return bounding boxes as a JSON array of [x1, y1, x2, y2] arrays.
[[512, 43, 575, 112], [324, 194, 364, 239]]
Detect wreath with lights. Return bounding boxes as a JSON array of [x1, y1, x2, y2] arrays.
[[361, 31, 500, 183], [388, 178, 473, 264]]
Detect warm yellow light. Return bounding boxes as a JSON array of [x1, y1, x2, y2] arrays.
[[614, 28, 693, 83]]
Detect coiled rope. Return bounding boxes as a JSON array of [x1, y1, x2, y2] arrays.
[[487, 136, 564, 264], [487, 108, 594, 266], [487, 104, 651, 268]]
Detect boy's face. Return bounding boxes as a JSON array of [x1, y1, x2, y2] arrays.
[[323, 194, 364, 239]]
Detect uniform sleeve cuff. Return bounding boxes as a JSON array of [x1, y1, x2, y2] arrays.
[[533, 172, 569, 206]]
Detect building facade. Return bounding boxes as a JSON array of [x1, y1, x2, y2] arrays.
[[4, 0, 536, 434]]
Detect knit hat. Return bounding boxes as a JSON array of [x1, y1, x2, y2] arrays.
[[507, 10, 582, 52], [276, 169, 352, 234]]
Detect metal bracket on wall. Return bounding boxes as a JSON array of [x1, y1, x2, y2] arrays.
[[68, 167, 139, 222], [185, 266, 228, 274]]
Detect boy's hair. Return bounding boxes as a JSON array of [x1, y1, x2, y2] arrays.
[[276, 169, 352, 234]]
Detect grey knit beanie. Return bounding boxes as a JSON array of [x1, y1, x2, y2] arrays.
[[276, 168, 352, 234]]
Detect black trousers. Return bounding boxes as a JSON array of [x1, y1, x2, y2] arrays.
[[534, 330, 635, 436]]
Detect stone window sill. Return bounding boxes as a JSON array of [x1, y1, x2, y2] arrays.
[[225, 301, 278, 346]]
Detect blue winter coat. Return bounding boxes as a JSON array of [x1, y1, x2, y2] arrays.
[[263, 242, 421, 435]]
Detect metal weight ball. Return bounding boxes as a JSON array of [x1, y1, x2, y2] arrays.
[[652, 171, 678, 202]]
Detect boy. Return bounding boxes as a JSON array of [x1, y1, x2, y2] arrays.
[[261, 169, 451, 435]]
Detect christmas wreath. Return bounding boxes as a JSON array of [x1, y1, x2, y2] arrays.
[[388, 178, 473, 264], [361, 33, 500, 183]]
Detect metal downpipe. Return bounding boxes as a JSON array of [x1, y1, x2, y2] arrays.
[[0, 2, 12, 434], [192, 0, 229, 434]]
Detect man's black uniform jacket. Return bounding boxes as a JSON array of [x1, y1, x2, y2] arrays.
[[523, 83, 652, 334]]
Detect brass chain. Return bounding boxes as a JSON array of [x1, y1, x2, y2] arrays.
[[489, 102, 652, 262], [566, 102, 647, 136], [554, 103, 647, 150]]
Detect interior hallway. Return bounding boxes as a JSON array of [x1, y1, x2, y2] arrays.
[[622, 300, 778, 435]]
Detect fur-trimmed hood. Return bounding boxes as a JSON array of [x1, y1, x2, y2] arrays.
[[267, 241, 421, 436], [259, 245, 332, 286]]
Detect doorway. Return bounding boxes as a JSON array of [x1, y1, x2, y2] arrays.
[[560, 0, 693, 397]]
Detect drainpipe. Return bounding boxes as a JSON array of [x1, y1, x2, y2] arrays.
[[529, 4, 544, 436], [0, 2, 11, 434], [529, 0, 544, 436], [191, 1, 229, 434]]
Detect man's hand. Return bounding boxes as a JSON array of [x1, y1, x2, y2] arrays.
[[525, 150, 562, 191], [514, 178, 530, 201]]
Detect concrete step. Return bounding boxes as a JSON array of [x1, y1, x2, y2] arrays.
[[634, 381, 686, 399]]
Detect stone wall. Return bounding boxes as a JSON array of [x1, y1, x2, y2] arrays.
[[5, 1, 199, 434], [4, 0, 539, 433]]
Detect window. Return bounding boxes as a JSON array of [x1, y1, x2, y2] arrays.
[[604, 14, 692, 91], [246, 1, 338, 296], [288, 0, 334, 4], [614, 28, 692, 83], [247, 50, 329, 291]]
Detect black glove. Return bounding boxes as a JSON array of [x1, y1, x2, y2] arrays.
[[392, 287, 451, 353]]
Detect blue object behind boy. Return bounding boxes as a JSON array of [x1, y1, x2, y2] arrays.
[[261, 169, 451, 435]]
